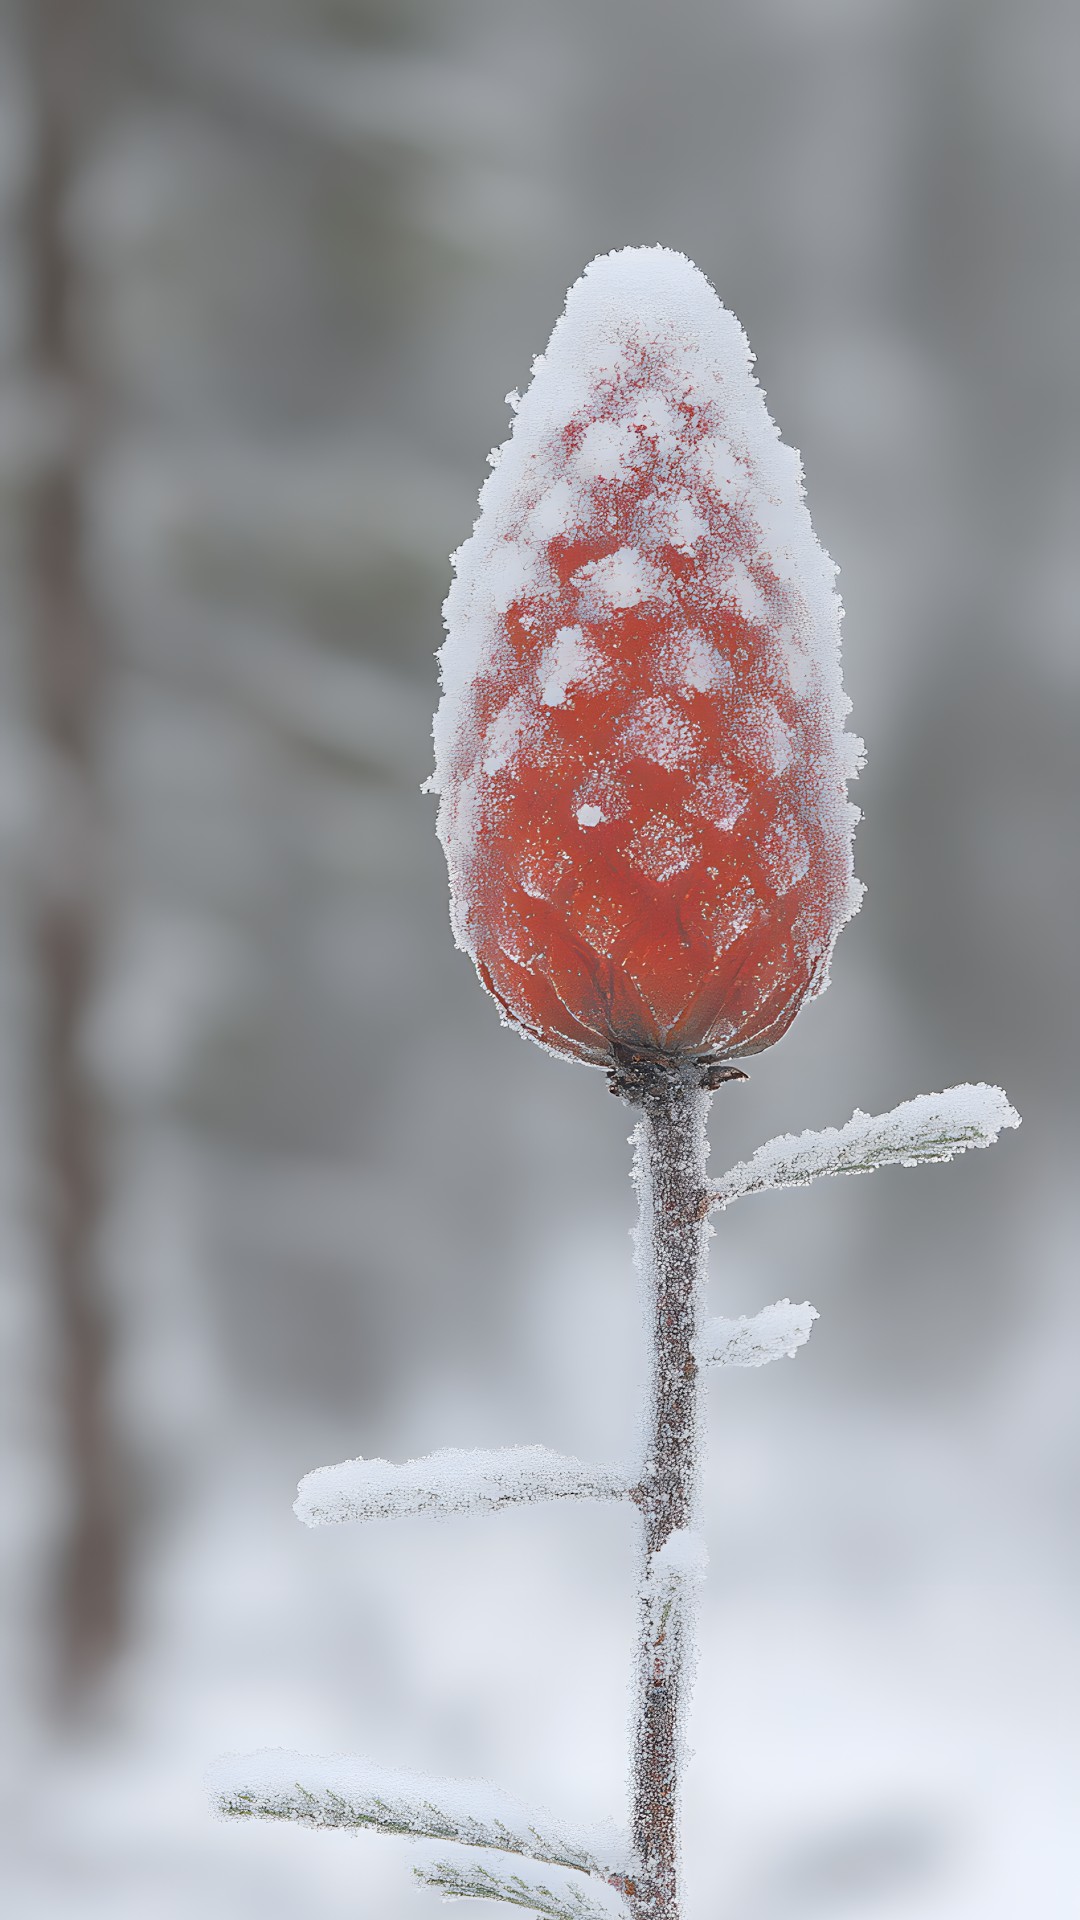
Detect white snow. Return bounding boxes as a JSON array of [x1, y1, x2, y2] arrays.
[[742, 699, 795, 776], [540, 625, 592, 706], [760, 811, 810, 894], [623, 386, 679, 447], [572, 545, 659, 611], [649, 1527, 709, 1585], [710, 1084, 1021, 1210], [699, 1299, 818, 1368], [641, 1529, 708, 1689], [432, 246, 862, 1006], [483, 539, 544, 615], [528, 479, 575, 539], [294, 1444, 630, 1526], [693, 435, 745, 493], [482, 695, 530, 776], [624, 812, 699, 884], [577, 418, 635, 480], [675, 628, 734, 694], [622, 696, 700, 770], [663, 496, 709, 554], [576, 804, 604, 827], [720, 555, 770, 625], [704, 875, 758, 949], [208, 1749, 625, 1881]]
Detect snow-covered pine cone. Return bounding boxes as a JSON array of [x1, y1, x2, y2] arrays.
[[431, 247, 862, 1080]]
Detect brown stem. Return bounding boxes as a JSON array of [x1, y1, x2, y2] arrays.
[[627, 1074, 711, 1920], [23, 0, 124, 1703]]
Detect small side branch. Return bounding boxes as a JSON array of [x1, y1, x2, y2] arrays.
[[415, 1851, 631, 1920], [698, 1300, 817, 1369], [704, 1083, 1020, 1213], [209, 1750, 625, 1882], [295, 1445, 630, 1527]]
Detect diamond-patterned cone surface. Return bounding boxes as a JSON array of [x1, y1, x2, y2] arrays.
[[431, 248, 862, 1071]]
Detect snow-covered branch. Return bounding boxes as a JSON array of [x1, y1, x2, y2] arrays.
[[706, 1084, 1020, 1213], [294, 1445, 630, 1527], [413, 1850, 630, 1920], [209, 1751, 624, 1881], [698, 1300, 817, 1369]]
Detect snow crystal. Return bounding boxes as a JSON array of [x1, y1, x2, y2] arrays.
[[484, 539, 544, 615], [540, 625, 592, 706], [624, 386, 680, 446], [528, 479, 575, 539], [742, 699, 794, 777], [482, 696, 529, 776], [577, 418, 635, 480], [705, 875, 758, 948], [649, 1526, 708, 1584], [573, 545, 659, 611], [699, 1300, 817, 1368], [577, 804, 604, 827], [699, 764, 746, 831], [209, 1749, 626, 1882], [625, 812, 699, 884], [294, 1444, 630, 1527], [720, 556, 769, 625], [695, 428, 745, 483], [674, 629, 733, 694], [761, 812, 810, 894], [664, 497, 709, 554], [711, 1083, 1021, 1210], [623, 696, 700, 769]]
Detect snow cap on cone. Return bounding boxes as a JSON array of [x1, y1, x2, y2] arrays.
[[430, 247, 863, 1076]]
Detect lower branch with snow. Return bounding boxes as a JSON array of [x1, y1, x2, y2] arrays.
[[295, 1444, 630, 1527], [209, 1750, 624, 1881], [211, 1076, 1018, 1920]]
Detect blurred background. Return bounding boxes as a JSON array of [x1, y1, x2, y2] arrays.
[[0, 0, 1076, 1914]]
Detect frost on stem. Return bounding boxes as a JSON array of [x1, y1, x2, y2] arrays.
[[295, 1445, 630, 1527], [208, 1751, 626, 1883], [707, 1083, 1021, 1212], [640, 1530, 708, 1693], [414, 1850, 631, 1920], [698, 1299, 817, 1368], [629, 1088, 710, 1920]]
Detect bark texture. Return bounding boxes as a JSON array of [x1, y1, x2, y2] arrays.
[[629, 1075, 711, 1920]]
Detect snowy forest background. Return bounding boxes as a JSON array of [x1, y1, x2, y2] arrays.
[[0, 1, 1076, 1915]]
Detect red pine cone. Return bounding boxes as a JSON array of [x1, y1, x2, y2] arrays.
[[432, 249, 861, 1076]]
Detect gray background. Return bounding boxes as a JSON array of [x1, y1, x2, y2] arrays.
[[0, 2, 1076, 1915]]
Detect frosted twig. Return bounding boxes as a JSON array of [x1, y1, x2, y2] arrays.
[[698, 1300, 817, 1368], [704, 1084, 1020, 1213], [209, 1751, 623, 1880], [414, 1853, 630, 1920], [295, 1445, 630, 1527], [629, 1080, 710, 1920]]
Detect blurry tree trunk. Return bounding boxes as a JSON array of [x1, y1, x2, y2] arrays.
[[23, 0, 124, 1705]]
